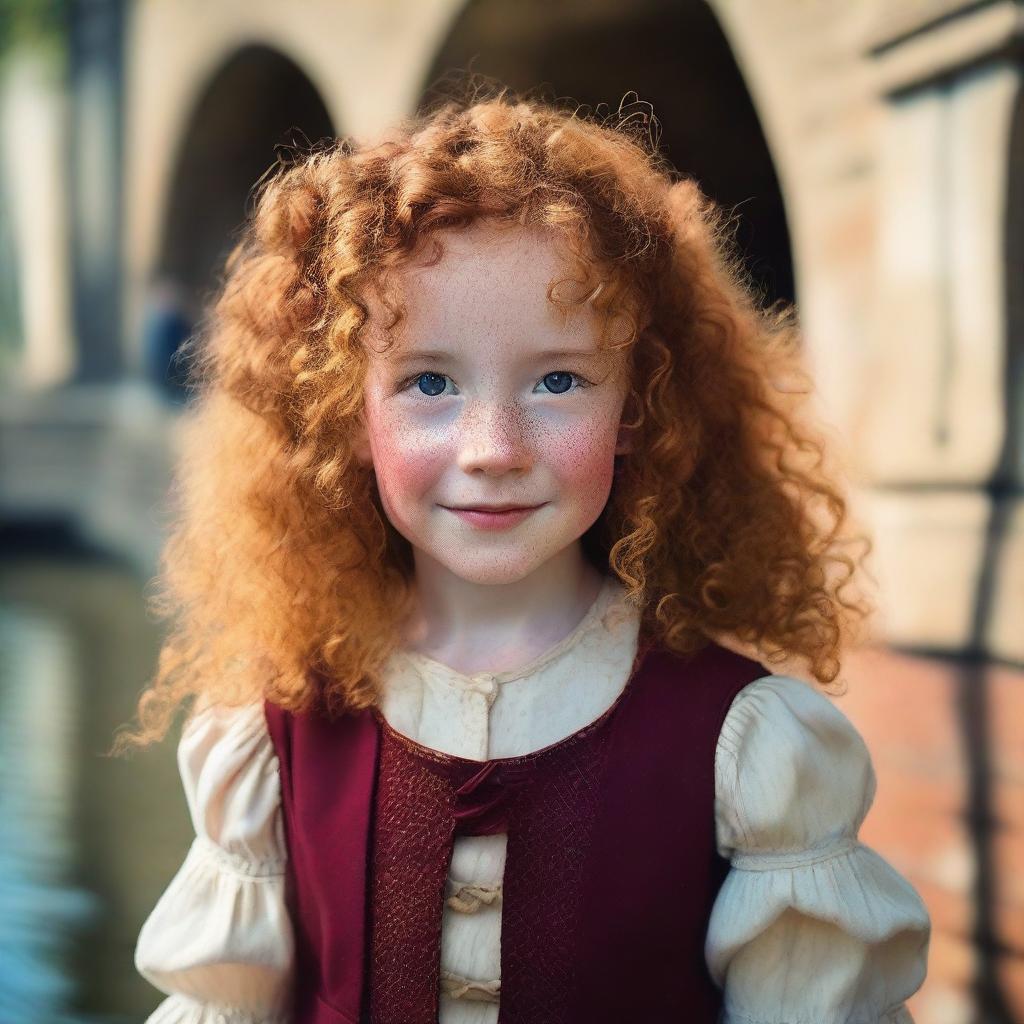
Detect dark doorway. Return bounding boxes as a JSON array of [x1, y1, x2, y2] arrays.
[[150, 46, 335, 399], [423, 0, 793, 308], [159, 44, 335, 302]]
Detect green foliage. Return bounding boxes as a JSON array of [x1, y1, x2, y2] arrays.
[[0, 0, 70, 58]]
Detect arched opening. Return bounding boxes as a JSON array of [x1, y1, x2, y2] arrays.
[[422, 0, 793, 308], [151, 45, 335, 398]]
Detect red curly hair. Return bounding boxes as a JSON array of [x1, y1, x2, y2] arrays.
[[112, 87, 873, 754]]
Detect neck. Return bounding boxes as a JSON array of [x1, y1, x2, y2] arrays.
[[402, 543, 606, 676]]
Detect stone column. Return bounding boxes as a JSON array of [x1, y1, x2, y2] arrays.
[[0, 47, 74, 387], [858, 2, 1023, 662], [68, 0, 125, 382]]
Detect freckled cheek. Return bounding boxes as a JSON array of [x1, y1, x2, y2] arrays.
[[543, 423, 618, 510], [369, 416, 453, 503]]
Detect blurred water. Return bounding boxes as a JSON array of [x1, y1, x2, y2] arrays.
[[0, 605, 99, 1024], [0, 551, 192, 1024]]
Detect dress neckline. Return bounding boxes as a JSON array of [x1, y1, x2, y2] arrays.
[[372, 640, 654, 771], [392, 573, 625, 689]]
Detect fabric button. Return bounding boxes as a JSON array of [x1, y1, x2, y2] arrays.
[[471, 674, 499, 703], [459, 690, 490, 758]]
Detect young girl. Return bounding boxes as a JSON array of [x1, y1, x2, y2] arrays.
[[121, 89, 931, 1024]]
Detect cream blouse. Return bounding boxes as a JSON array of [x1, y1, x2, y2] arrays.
[[134, 576, 930, 1024]]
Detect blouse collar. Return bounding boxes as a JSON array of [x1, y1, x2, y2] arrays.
[[394, 574, 634, 690]]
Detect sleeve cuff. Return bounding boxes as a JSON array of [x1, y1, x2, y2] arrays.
[[144, 992, 290, 1024], [135, 837, 294, 1014], [706, 841, 930, 1024]]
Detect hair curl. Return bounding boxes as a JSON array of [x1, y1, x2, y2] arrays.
[[111, 84, 874, 755]]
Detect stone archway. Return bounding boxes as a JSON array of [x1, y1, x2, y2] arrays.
[[420, 0, 794, 309], [143, 44, 334, 396], [158, 44, 335, 306]]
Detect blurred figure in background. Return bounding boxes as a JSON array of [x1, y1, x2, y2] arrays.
[[141, 276, 193, 405]]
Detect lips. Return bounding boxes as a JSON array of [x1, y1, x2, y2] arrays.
[[442, 503, 546, 531], [446, 503, 548, 512], [446, 504, 542, 512]]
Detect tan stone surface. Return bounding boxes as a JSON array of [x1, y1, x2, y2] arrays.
[[843, 644, 1024, 1023]]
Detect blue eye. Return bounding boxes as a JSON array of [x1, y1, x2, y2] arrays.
[[536, 372, 577, 395], [415, 372, 448, 396]]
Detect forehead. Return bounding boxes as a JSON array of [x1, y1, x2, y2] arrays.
[[362, 222, 606, 354], [400, 222, 575, 299]]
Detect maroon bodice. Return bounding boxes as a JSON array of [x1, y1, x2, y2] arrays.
[[367, 678, 624, 1023], [264, 638, 767, 1024]]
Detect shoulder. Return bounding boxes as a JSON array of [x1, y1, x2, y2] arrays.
[[714, 673, 876, 859], [177, 700, 284, 869], [718, 673, 869, 772], [182, 696, 269, 741], [179, 699, 275, 785]]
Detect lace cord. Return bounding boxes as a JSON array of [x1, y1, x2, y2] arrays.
[[440, 968, 501, 1003], [445, 877, 503, 913]]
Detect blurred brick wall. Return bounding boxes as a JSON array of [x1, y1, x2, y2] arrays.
[[843, 645, 1023, 1024]]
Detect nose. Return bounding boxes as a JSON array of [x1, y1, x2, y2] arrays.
[[456, 399, 533, 476]]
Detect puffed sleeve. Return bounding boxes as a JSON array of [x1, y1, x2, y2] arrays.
[[134, 701, 294, 1023], [706, 676, 931, 1024]]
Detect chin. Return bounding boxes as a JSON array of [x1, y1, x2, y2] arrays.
[[441, 556, 542, 587]]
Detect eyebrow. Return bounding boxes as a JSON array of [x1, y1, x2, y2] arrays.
[[530, 348, 605, 360], [386, 348, 452, 366], [387, 346, 604, 365]]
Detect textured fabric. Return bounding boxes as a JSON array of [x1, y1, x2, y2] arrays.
[[135, 576, 931, 1024], [367, 673, 621, 1023], [367, 723, 460, 1022]]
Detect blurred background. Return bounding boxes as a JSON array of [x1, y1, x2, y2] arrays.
[[0, 0, 1021, 1021]]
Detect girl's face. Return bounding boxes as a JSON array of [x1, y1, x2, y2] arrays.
[[354, 221, 631, 587]]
